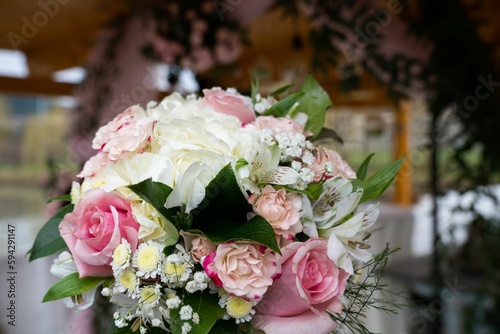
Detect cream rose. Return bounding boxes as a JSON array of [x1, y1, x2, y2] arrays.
[[248, 185, 303, 240], [202, 241, 282, 300]]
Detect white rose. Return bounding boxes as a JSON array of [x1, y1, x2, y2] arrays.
[[98, 152, 175, 193], [147, 92, 188, 123], [152, 107, 260, 188]]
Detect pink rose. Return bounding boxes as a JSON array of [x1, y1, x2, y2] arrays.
[[310, 148, 357, 181], [59, 189, 140, 277], [92, 105, 153, 161], [180, 231, 217, 263], [203, 241, 282, 300], [202, 88, 256, 124], [248, 185, 303, 240], [253, 238, 349, 334], [254, 116, 311, 136]]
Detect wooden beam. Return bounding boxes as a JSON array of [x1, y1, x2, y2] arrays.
[[0, 76, 75, 96], [393, 98, 413, 205]]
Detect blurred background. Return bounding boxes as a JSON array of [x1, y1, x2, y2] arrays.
[[0, 0, 499, 333]]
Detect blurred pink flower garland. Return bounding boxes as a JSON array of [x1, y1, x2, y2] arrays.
[[145, 0, 246, 73]]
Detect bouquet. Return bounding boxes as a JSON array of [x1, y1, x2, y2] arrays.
[[30, 76, 403, 334]]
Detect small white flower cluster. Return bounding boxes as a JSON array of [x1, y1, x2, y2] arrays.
[[110, 280, 166, 330], [274, 132, 314, 164], [260, 130, 316, 189], [163, 294, 201, 334], [253, 93, 276, 114], [160, 245, 194, 288], [106, 242, 210, 333]]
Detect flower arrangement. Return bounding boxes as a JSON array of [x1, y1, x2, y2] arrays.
[[30, 75, 403, 334]]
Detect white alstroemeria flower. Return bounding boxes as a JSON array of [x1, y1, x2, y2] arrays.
[[299, 194, 318, 238], [165, 162, 214, 214], [50, 251, 97, 311], [321, 204, 380, 275], [240, 145, 300, 193], [312, 177, 363, 230]]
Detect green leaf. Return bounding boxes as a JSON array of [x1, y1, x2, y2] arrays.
[[170, 292, 225, 334], [357, 153, 375, 182], [208, 319, 242, 333], [235, 158, 248, 170], [250, 72, 259, 103], [306, 182, 324, 199], [108, 323, 133, 334], [350, 179, 365, 193], [29, 204, 73, 261], [108, 321, 166, 334], [313, 127, 344, 144], [261, 92, 305, 117], [47, 194, 71, 203], [191, 164, 251, 227], [128, 179, 179, 246], [108, 324, 134, 334], [128, 178, 174, 219], [203, 216, 281, 254], [270, 84, 293, 98], [275, 183, 323, 200], [42, 273, 105, 303], [298, 75, 332, 137], [360, 155, 405, 203]]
